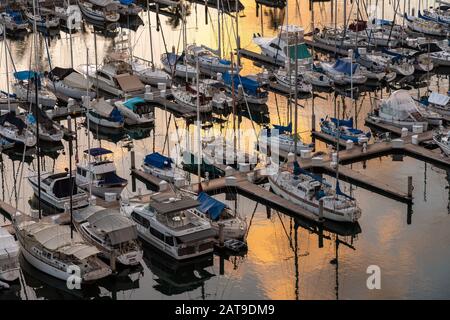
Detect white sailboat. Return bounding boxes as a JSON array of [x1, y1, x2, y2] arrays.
[[77, 0, 121, 22], [12, 71, 57, 108], [47, 67, 96, 100]]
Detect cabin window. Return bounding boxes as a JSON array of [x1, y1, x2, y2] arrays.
[[97, 71, 110, 80], [131, 212, 150, 228], [269, 43, 282, 51], [164, 236, 174, 246], [150, 227, 165, 241]]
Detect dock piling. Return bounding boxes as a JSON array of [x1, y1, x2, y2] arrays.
[[130, 149, 136, 170], [218, 222, 225, 247], [318, 200, 324, 222], [407, 176, 413, 199]]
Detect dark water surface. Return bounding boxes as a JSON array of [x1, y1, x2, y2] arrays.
[[0, 0, 449, 299]]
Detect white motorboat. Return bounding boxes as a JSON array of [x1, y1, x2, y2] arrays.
[[142, 152, 184, 183], [425, 92, 450, 117], [28, 171, 89, 212], [404, 13, 447, 37], [268, 163, 362, 223], [301, 68, 334, 87], [114, 97, 154, 126], [121, 193, 215, 260], [15, 220, 112, 282], [87, 99, 125, 128], [253, 25, 313, 66], [185, 44, 242, 74], [73, 206, 143, 266], [193, 192, 247, 240], [172, 84, 213, 113], [76, 148, 128, 199], [433, 129, 450, 156], [0, 111, 36, 147], [47, 67, 96, 100], [12, 71, 57, 108], [79, 53, 145, 97], [161, 53, 198, 79], [131, 59, 171, 87], [77, 0, 120, 22], [0, 227, 20, 282]]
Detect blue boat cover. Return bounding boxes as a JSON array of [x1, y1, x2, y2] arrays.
[[14, 70, 41, 81], [123, 97, 146, 111], [84, 147, 113, 157], [331, 117, 353, 128], [222, 72, 260, 96], [197, 192, 226, 220], [218, 59, 231, 65], [144, 152, 173, 169], [273, 122, 292, 134], [373, 18, 393, 26], [100, 172, 127, 185], [27, 114, 36, 125], [333, 59, 357, 76], [120, 0, 134, 4], [6, 9, 25, 24], [110, 107, 124, 123]]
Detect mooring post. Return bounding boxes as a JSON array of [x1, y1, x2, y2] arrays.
[[407, 176, 413, 199], [218, 222, 225, 247], [319, 199, 324, 222], [266, 206, 271, 219], [130, 148, 136, 170], [110, 252, 116, 273], [311, 113, 316, 132], [318, 225, 324, 248]]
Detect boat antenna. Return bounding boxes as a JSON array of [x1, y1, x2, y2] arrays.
[[68, 116, 74, 239], [146, 0, 154, 70], [293, 32, 299, 162], [196, 54, 202, 192], [4, 22, 10, 113], [85, 47, 93, 199]]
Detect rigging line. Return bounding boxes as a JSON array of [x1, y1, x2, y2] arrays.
[[244, 201, 259, 240], [276, 211, 294, 252]]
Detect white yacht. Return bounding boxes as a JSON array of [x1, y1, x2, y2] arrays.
[[77, 0, 120, 22], [131, 59, 172, 87], [185, 44, 242, 74], [193, 192, 247, 240], [404, 13, 446, 37], [268, 163, 362, 222], [15, 221, 112, 282], [73, 206, 143, 266], [78, 53, 145, 97], [121, 193, 215, 260], [0, 227, 20, 282], [426, 92, 450, 117], [28, 172, 89, 212], [273, 68, 312, 93], [253, 25, 312, 66], [114, 97, 154, 126], [87, 99, 125, 128], [161, 53, 198, 79], [76, 148, 128, 199]]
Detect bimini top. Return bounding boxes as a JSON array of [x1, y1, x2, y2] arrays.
[[120, 0, 135, 4], [333, 59, 357, 75], [84, 147, 113, 157], [144, 152, 173, 169], [14, 70, 41, 81], [197, 192, 226, 220], [222, 72, 260, 96]]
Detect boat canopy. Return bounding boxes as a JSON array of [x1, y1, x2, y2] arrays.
[[287, 43, 312, 60], [333, 59, 357, 75], [120, 0, 135, 4], [86, 208, 138, 245], [123, 97, 147, 111], [0, 111, 26, 132], [14, 70, 41, 81], [84, 147, 113, 157], [273, 122, 292, 134], [6, 9, 25, 24], [100, 172, 128, 185], [197, 192, 226, 220], [52, 176, 78, 198], [49, 67, 75, 80], [144, 152, 173, 169], [222, 72, 260, 96], [18, 221, 100, 260], [330, 117, 353, 128], [428, 92, 450, 106], [382, 90, 418, 120]]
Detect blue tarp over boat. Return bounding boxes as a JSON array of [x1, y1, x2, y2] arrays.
[[222, 72, 260, 96], [120, 0, 134, 4], [197, 192, 226, 220], [144, 152, 173, 169], [123, 97, 146, 111], [14, 70, 41, 81], [330, 117, 353, 128], [100, 172, 127, 185], [84, 147, 113, 157], [6, 9, 25, 24], [333, 59, 357, 75]]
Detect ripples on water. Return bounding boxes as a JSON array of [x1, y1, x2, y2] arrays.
[[0, 0, 449, 300]]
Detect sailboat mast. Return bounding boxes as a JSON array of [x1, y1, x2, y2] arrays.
[[217, 0, 221, 58], [146, 0, 154, 69], [68, 0, 74, 68], [196, 57, 201, 186], [293, 32, 298, 161], [4, 22, 10, 113], [86, 48, 93, 199], [231, 52, 236, 156], [32, 0, 42, 220]]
